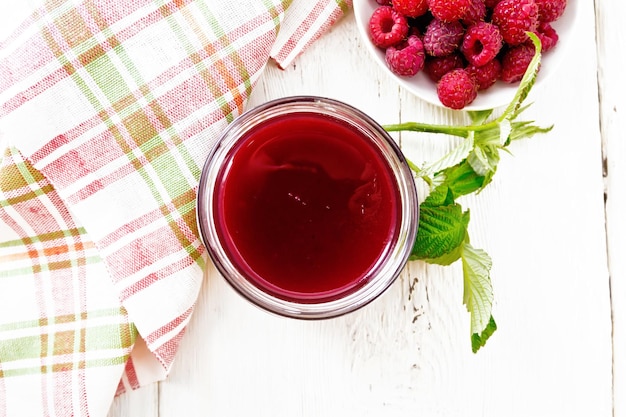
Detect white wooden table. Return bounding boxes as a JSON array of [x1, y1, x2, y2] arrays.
[[95, 1, 621, 416]]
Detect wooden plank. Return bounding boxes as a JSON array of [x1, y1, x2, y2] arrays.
[[595, 1, 626, 416], [150, 2, 613, 416], [106, 384, 158, 417], [0, 2, 613, 416]]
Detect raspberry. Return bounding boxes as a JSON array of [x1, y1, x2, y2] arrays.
[[369, 6, 409, 49], [385, 35, 426, 76], [424, 53, 465, 82], [462, 0, 487, 26], [492, 0, 539, 46], [467, 59, 502, 90], [428, 0, 473, 22], [500, 42, 537, 83], [423, 18, 465, 57], [535, 0, 567, 22], [437, 69, 478, 109], [485, 0, 500, 7], [461, 22, 503, 67], [535, 21, 558, 52], [392, 0, 429, 18]]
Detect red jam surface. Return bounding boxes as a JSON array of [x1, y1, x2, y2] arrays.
[[214, 112, 401, 302]]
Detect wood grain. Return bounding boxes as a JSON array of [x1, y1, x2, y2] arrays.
[[103, 2, 615, 416], [596, 1, 626, 416]]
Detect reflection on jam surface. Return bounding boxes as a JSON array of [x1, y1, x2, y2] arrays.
[[214, 112, 400, 301]]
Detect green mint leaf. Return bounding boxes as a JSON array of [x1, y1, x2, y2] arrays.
[[471, 315, 497, 353], [435, 160, 486, 199], [411, 202, 470, 261], [499, 119, 512, 146], [467, 144, 500, 178], [509, 121, 554, 142], [421, 184, 455, 207], [468, 109, 493, 125], [420, 134, 474, 179], [424, 240, 464, 266], [461, 242, 494, 337], [473, 119, 552, 148]]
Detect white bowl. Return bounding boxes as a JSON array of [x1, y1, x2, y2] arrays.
[[353, 0, 579, 110]]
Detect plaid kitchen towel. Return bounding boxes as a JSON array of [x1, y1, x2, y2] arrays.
[[0, 0, 352, 416]]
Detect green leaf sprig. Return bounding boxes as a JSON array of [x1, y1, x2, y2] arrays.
[[384, 33, 550, 353]]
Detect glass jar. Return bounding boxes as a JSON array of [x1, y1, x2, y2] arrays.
[[196, 96, 418, 319]]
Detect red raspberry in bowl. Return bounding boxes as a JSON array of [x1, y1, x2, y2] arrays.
[[385, 35, 426, 76], [461, 22, 503, 67], [369, 6, 409, 48], [428, 0, 473, 22], [535, 21, 559, 52], [500, 42, 537, 82], [363, 0, 568, 109], [424, 53, 466, 82], [535, 0, 567, 22], [492, 0, 539, 46], [462, 0, 488, 26], [423, 18, 465, 57], [467, 59, 502, 90], [437, 68, 478, 109], [392, 0, 429, 17]]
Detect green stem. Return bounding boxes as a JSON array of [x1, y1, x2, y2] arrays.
[[383, 120, 501, 138], [405, 158, 432, 186], [406, 158, 422, 174]]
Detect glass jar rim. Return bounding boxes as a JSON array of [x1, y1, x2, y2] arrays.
[[196, 96, 419, 319]]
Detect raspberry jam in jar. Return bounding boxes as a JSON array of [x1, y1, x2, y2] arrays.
[[196, 96, 418, 319]]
